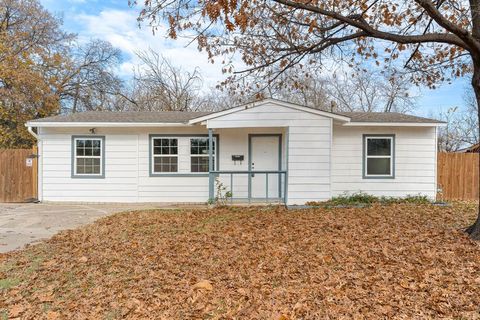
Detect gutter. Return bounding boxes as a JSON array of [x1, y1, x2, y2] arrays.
[[25, 122, 194, 128], [27, 126, 40, 140]]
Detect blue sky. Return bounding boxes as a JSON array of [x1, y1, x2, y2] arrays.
[[40, 0, 471, 117]]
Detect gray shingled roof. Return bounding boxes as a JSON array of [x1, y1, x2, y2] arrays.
[[30, 111, 212, 123], [29, 109, 443, 124], [339, 112, 444, 123]]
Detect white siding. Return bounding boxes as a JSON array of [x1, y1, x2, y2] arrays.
[[39, 127, 211, 203], [207, 103, 332, 205], [331, 125, 437, 199]]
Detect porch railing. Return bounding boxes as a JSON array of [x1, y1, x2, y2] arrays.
[[209, 170, 287, 204]]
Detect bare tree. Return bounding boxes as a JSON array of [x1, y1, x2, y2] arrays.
[[123, 49, 203, 111], [437, 89, 479, 151], [327, 70, 416, 113], [58, 40, 123, 113]]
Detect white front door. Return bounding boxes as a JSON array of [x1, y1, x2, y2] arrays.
[[250, 135, 281, 199]]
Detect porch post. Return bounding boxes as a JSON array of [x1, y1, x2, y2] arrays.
[[208, 128, 214, 202]]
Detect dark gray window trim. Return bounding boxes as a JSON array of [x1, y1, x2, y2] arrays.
[[71, 135, 106, 179], [149, 134, 220, 177], [362, 134, 395, 179]]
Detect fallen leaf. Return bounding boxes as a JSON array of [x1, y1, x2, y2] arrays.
[[9, 304, 24, 317], [47, 311, 60, 320], [192, 280, 213, 291]]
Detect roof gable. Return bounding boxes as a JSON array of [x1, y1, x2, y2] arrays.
[[188, 98, 351, 124]]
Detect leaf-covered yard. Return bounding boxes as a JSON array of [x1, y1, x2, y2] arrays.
[[1, 203, 479, 319]]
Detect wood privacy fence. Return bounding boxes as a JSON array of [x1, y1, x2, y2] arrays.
[[437, 152, 479, 201], [0, 148, 38, 202]]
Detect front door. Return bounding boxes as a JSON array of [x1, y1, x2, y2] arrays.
[[249, 135, 281, 199]]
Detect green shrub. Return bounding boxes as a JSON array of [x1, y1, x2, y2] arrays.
[[305, 192, 432, 207]]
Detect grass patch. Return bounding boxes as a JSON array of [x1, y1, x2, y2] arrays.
[[0, 278, 21, 290]]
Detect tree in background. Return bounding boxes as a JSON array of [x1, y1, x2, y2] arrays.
[[134, 0, 480, 237], [0, 0, 123, 147], [120, 49, 203, 111], [0, 0, 71, 147], [58, 40, 123, 113], [437, 90, 479, 151]]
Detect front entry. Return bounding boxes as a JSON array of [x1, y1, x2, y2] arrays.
[[249, 134, 281, 200]]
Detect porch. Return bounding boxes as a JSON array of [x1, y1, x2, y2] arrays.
[[207, 128, 288, 204]]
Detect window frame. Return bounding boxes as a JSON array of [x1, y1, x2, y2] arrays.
[[363, 134, 395, 179], [71, 136, 105, 179], [149, 134, 219, 177]]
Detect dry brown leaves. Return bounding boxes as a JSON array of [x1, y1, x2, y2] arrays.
[[0, 202, 479, 319]]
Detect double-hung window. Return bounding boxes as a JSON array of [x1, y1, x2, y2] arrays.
[[73, 137, 104, 178], [150, 135, 217, 175], [190, 138, 216, 172], [152, 138, 178, 173], [364, 135, 394, 178]]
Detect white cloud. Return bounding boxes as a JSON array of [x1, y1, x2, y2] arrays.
[[74, 9, 229, 89]]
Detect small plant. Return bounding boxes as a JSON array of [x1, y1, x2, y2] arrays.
[[212, 177, 232, 206]]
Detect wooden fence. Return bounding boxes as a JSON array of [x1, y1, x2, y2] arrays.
[[0, 148, 37, 202], [437, 152, 479, 201]]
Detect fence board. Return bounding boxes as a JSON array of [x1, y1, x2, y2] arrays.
[[0, 149, 37, 202], [437, 152, 479, 201]]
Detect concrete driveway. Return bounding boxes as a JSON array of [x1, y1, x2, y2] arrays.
[[0, 202, 192, 253]]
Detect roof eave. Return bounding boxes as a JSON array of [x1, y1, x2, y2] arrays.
[[342, 122, 447, 127], [25, 122, 194, 128]]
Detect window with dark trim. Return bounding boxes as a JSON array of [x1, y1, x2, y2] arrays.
[[190, 138, 216, 172], [364, 135, 394, 178], [152, 138, 178, 173], [73, 137, 104, 177]]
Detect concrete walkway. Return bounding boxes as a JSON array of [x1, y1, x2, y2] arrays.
[[0, 203, 201, 253]]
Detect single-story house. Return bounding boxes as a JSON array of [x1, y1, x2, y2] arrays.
[[26, 98, 446, 205]]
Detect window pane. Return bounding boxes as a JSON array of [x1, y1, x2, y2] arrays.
[[76, 158, 85, 174], [153, 139, 178, 155], [190, 138, 215, 155], [154, 157, 178, 172], [367, 158, 391, 175], [367, 138, 391, 156], [191, 156, 211, 172]]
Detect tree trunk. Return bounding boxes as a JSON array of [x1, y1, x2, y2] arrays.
[[466, 62, 480, 240]]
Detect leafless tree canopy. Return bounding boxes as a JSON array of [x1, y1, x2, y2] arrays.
[[120, 49, 203, 111]]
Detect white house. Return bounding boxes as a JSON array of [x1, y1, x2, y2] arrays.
[[26, 99, 445, 205]]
